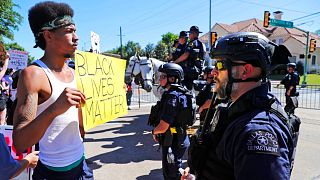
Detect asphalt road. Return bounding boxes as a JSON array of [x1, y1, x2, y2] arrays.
[[84, 105, 320, 180]]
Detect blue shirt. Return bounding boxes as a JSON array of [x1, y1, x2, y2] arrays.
[[0, 133, 21, 179]]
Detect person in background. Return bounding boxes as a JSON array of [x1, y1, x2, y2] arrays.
[[126, 81, 133, 110], [174, 26, 206, 90], [152, 63, 190, 180], [280, 62, 300, 115], [196, 66, 215, 126], [0, 132, 39, 179], [0, 52, 9, 125]]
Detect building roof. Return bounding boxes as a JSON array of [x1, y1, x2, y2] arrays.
[[200, 18, 320, 47]]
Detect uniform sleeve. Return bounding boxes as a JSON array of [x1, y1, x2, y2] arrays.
[[291, 74, 299, 85], [0, 134, 21, 179], [160, 94, 178, 125], [186, 41, 193, 53], [280, 75, 288, 85], [232, 123, 291, 180]]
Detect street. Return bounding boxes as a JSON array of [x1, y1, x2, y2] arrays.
[[84, 104, 320, 180]]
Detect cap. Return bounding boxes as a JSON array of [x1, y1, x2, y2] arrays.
[[179, 31, 188, 38], [188, 26, 202, 33]]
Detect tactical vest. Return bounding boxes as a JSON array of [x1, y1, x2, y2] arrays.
[[189, 89, 300, 179]]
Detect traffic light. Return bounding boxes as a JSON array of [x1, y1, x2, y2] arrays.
[[263, 11, 270, 28], [211, 32, 217, 46], [309, 39, 316, 53]]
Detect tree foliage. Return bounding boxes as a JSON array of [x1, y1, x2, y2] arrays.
[[104, 40, 142, 60], [154, 42, 167, 61], [0, 0, 23, 42], [0, 1, 34, 63], [161, 32, 178, 47], [104, 32, 178, 61], [145, 43, 155, 57]]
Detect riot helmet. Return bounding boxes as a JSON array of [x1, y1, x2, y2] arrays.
[[211, 32, 276, 77], [210, 32, 277, 98], [158, 63, 184, 82], [203, 66, 215, 74]]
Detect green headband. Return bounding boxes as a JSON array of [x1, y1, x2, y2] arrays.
[[34, 15, 75, 48], [41, 15, 74, 31]]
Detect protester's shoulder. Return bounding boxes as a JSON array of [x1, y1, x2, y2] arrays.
[[23, 64, 44, 76], [20, 64, 46, 85]]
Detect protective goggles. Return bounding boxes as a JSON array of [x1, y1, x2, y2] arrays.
[[213, 60, 248, 71]]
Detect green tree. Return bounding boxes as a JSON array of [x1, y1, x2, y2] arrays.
[[161, 32, 178, 46], [104, 41, 142, 60], [162, 32, 178, 57], [145, 43, 155, 57], [154, 41, 167, 60], [0, 0, 23, 42], [123, 41, 142, 60], [0, 0, 34, 63]]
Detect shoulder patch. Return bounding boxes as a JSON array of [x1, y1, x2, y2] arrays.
[[166, 96, 177, 107], [246, 130, 280, 156]]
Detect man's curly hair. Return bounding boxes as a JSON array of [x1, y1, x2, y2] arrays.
[[28, 1, 74, 50]]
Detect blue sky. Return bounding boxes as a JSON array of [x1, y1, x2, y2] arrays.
[[9, 0, 320, 58]]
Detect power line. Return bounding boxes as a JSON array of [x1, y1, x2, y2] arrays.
[[289, 12, 320, 21], [236, 0, 309, 14]]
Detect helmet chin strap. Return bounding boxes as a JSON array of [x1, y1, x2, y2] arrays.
[[225, 62, 261, 98]]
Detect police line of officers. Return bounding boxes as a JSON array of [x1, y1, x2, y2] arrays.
[[150, 26, 298, 180]]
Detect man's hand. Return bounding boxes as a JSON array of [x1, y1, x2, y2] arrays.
[[152, 134, 159, 142], [180, 167, 195, 180], [24, 151, 39, 168], [199, 106, 203, 113], [50, 87, 86, 116]]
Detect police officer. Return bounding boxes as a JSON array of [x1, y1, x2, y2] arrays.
[[280, 62, 300, 114], [196, 66, 215, 126], [182, 32, 294, 180], [174, 26, 206, 90], [152, 63, 190, 180], [170, 31, 188, 63]]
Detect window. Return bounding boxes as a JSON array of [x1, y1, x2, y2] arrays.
[[312, 55, 316, 65], [290, 56, 296, 63]]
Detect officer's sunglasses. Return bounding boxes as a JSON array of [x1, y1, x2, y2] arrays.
[[213, 60, 248, 71]]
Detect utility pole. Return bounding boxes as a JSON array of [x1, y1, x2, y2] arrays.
[[302, 31, 309, 85], [118, 26, 125, 58], [209, 0, 212, 50]]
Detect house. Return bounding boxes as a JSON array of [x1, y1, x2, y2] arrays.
[[200, 13, 320, 73]]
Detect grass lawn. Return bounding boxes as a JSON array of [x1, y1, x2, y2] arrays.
[[300, 74, 320, 85], [269, 74, 320, 85]]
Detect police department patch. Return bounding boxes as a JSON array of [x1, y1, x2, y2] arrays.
[[246, 130, 280, 156]]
